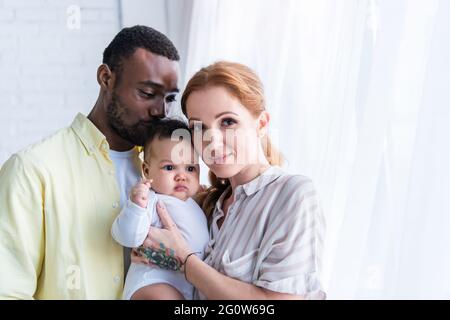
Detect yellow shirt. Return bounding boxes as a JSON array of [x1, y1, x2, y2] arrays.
[[0, 113, 133, 299]]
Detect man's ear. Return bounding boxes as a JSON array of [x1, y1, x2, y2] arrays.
[[258, 111, 270, 138], [97, 63, 115, 90]]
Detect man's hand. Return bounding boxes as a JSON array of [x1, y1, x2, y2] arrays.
[[130, 178, 152, 208]]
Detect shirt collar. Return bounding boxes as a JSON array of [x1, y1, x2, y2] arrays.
[[214, 165, 284, 213], [214, 185, 232, 214], [71, 113, 107, 155], [240, 165, 283, 196]]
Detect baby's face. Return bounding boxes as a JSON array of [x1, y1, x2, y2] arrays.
[[143, 137, 200, 201]]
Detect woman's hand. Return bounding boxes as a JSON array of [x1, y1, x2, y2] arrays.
[[137, 201, 192, 272]]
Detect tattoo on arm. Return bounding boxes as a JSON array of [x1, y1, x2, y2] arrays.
[[137, 243, 182, 271]]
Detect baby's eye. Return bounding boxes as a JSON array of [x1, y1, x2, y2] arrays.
[[163, 165, 174, 171], [187, 166, 196, 172]]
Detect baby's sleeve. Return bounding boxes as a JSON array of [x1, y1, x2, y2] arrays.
[[111, 196, 155, 248]]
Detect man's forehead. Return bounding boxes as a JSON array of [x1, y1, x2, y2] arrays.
[[121, 48, 179, 88]]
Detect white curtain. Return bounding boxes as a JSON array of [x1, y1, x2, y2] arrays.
[[179, 0, 450, 299]]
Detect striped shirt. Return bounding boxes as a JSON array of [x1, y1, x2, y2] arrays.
[[195, 166, 326, 299]]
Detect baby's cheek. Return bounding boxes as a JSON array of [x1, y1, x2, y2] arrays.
[[151, 173, 173, 194], [190, 182, 200, 196]]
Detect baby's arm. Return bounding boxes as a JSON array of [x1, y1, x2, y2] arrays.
[[111, 179, 153, 248]]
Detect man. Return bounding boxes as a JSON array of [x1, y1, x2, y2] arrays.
[[0, 25, 180, 299]]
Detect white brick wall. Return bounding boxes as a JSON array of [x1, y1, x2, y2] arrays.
[[0, 0, 120, 164]]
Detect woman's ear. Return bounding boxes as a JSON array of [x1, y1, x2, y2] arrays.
[[97, 63, 115, 90], [258, 111, 270, 138]]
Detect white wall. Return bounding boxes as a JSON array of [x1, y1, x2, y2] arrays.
[[0, 0, 120, 164], [0, 0, 193, 166], [120, 0, 193, 86]]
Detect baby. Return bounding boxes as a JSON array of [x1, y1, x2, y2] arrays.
[[111, 119, 209, 300]]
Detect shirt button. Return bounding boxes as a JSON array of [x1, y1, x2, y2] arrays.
[[112, 202, 119, 209], [113, 275, 121, 283]]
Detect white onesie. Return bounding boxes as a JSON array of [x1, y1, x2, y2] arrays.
[[111, 190, 209, 300]]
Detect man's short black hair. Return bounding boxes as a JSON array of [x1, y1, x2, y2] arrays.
[[143, 118, 190, 156], [103, 25, 180, 75]]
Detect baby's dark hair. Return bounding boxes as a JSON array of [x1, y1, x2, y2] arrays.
[[143, 119, 190, 156]]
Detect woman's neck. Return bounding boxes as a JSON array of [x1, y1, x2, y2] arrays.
[[219, 161, 271, 224], [228, 161, 271, 194]]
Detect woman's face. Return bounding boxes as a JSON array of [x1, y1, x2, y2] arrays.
[[186, 86, 267, 179]]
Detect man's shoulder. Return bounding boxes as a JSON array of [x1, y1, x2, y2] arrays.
[[17, 125, 75, 160], [4, 125, 76, 172]]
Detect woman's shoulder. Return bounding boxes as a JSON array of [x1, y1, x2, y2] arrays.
[[266, 169, 323, 223], [268, 167, 317, 195], [263, 168, 321, 216]]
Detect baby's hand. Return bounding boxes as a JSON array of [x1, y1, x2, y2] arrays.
[[130, 178, 153, 208]]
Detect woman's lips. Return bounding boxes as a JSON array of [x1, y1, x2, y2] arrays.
[[212, 153, 233, 164]]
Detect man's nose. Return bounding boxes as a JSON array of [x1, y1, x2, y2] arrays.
[[149, 99, 165, 118]]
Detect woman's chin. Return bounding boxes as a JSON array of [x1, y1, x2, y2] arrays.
[[209, 164, 242, 179]]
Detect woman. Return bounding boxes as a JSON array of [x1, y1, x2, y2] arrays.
[[135, 61, 326, 299]]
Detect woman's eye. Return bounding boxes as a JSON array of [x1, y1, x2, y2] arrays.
[[163, 165, 174, 171], [187, 166, 196, 172], [221, 118, 236, 127]]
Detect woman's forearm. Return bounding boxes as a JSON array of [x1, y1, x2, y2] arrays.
[[185, 255, 304, 300], [185, 255, 267, 299]]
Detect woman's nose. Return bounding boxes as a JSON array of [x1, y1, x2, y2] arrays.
[[208, 130, 225, 156]]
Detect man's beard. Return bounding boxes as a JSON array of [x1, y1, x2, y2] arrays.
[[106, 92, 162, 146]]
